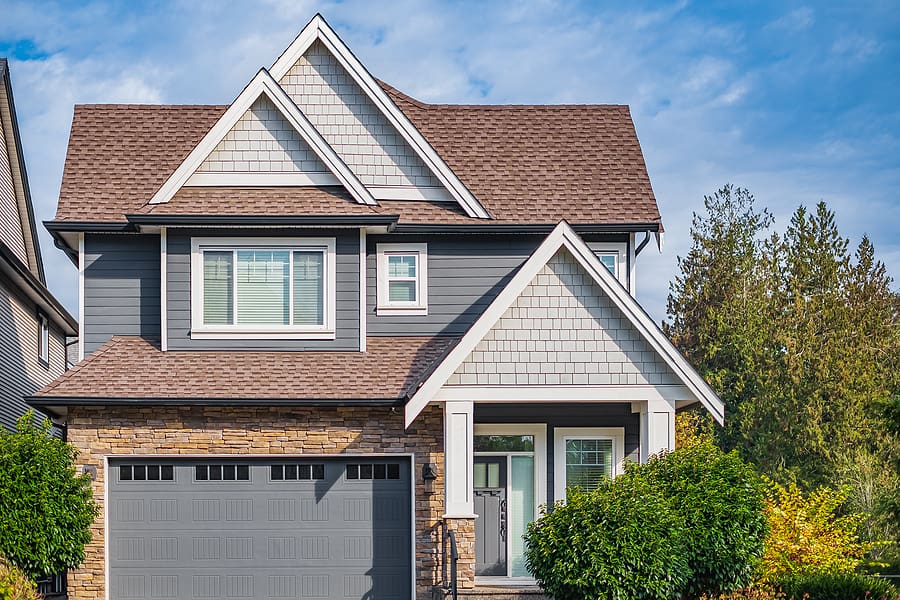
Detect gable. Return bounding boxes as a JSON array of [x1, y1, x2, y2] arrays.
[[278, 40, 444, 194], [446, 248, 679, 387], [194, 95, 332, 178], [0, 115, 26, 264]]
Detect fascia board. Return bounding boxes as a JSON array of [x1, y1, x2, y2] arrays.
[[405, 221, 725, 427], [269, 15, 491, 220], [147, 69, 375, 207]]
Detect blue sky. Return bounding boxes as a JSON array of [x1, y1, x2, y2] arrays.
[[1, 0, 898, 322]]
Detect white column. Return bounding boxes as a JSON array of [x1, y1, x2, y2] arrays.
[[640, 397, 676, 462], [443, 400, 475, 517]]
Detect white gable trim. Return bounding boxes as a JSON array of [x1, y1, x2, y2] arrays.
[[148, 68, 375, 207], [270, 14, 490, 220], [404, 221, 725, 427]]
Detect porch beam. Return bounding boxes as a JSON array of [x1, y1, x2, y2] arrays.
[[434, 384, 693, 403], [443, 400, 476, 517]]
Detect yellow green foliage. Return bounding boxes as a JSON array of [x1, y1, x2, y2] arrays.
[[759, 478, 870, 581], [675, 410, 715, 449], [700, 584, 786, 600], [0, 556, 39, 600]]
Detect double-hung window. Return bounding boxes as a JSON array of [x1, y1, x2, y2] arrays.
[[376, 243, 428, 315], [190, 238, 335, 339]]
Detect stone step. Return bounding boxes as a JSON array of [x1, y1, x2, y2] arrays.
[[433, 586, 550, 600]]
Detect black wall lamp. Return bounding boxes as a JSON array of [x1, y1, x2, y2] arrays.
[[422, 463, 438, 481]]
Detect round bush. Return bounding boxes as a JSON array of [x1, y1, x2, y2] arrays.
[[776, 572, 898, 600], [634, 442, 768, 597], [523, 478, 689, 600]]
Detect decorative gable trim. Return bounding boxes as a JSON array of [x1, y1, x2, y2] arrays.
[[404, 221, 725, 427], [269, 14, 491, 219], [148, 68, 375, 207]]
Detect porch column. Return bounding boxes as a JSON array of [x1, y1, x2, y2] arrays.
[[640, 396, 676, 462], [443, 400, 475, 517]]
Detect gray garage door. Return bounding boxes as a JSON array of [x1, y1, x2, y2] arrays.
[[108, 458, 412, 600]]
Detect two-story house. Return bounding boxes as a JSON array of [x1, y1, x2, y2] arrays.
[[32, 15, 724, 600], [0, 58, 76, 435]]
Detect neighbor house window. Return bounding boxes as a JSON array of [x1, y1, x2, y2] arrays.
[[376, 243, 427, 315], [191, 237, 335, 338], [37, 313, 49, 366], [553, 427, 624, 502]]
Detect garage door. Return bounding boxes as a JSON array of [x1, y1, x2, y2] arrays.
[[108, 458, 412, 600]]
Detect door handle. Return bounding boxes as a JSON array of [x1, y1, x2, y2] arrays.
[[499, 499, 507, 541]]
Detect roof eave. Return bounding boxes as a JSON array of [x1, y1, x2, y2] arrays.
[[0, 241, 78, 334]]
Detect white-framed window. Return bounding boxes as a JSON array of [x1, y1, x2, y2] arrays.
[[37, 313, 49, 366], [591, 242, 627, 284], [190, 237, 336, 339], [376, 243, 428, 315], [553, 427, 625, 502]]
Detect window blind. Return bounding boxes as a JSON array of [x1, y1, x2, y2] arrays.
[[236, 250, 290, 324], [565, 438, 613, 491], [387, 254, 417, 302], [292, 251, 324, 325], [203, 251, 233, 325]]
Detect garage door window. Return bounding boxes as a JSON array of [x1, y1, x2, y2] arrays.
[[194, 464, 250, 481], [270, 464, 325, 481], [119, 464, 174, 482], [346, 463, 401, 480]]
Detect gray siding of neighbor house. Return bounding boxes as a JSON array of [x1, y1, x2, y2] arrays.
[[366, 234, 630, 337], [83, 234, 160, 356], [166, 229, 360, 351], [0, 273, 67, 431], [474, 402, 640, 504]]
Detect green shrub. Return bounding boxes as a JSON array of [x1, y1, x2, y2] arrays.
[[634, 442, 768, 597], [0, 555, 40, 600], [776, 572, 898, 600], [700, 584, 787, 600], [524, 478, 689, 600], [0, 412, 97, 579]]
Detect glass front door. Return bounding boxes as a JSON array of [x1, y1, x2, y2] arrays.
[[473, 434, 536, 578]]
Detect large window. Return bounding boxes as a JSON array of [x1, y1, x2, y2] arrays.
[[191, 238, 335, 339], [376, 243, 428, 315], [553, 427, 625, 502]]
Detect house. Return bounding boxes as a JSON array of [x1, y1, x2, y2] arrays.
[[0, 58, 77, 435], [31, 15, 724, 600]]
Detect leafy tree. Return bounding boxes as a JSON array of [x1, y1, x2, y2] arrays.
[[0, 413, 97, 579]]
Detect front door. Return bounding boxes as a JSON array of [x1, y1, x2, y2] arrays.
[[474, 457, 507, 576]]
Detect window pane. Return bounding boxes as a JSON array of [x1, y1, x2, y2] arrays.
[[203, 251, 233, 325], [293, 251, 324, 325], [599, 254, 616, 275], [510, 456, 535, 577], [389, 281, 417, 302], [565, 438, 613, 492], [474, 435, 534, 452], [387, 255, 416, 278], [487, 463, 500, 488], [473, 462, 486, 488], [237, 250, 289, 324]]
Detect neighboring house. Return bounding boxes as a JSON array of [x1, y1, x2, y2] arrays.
[[0, 58, 77, 435], [32, 15, 724, 600]]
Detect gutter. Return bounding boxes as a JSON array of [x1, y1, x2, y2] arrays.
[[124, 214, 400, 228], [391, 222, 662, 235], [27, 396, 405, 413]]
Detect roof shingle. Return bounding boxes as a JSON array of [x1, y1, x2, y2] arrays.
[[54, 82, 662, 226], [33, 336, 456, 401]]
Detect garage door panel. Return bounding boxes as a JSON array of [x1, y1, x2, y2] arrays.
[[109, 458, 411, 600]]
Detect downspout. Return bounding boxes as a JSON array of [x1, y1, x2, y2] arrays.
[[634, 231, 652, 257]]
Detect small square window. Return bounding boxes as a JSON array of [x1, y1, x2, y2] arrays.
[[285, 464, 298, 480], [311, 464, 325, 480], [271, 465, 284, 480], [209, 465, 222, 481], [147, 465, 160, 481], [373, 464, 386, 480], [346, 464, 359, 480], [376, 244, 428, 315], [387, 464, 400, 480], [133, 465, 146, 481], [223, 465, 236, 481], [236, 465, 250, 481], [120, 465, 132, 481], [196, 465, 208, 481], [161, 465, 174, 481]]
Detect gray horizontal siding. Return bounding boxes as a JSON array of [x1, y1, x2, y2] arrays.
[[366, 234, 629, 337], [83, 234, 160, 356], [166, 229, 359, 351], [474, 402, 640, 504], [0, 274, 67, 432]]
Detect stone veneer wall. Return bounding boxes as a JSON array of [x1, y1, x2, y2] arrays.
[[66, 404, 473, 600]]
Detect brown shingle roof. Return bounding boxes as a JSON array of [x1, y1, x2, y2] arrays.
[[54, 83, 661, 226], [33, 336, 456, 401]]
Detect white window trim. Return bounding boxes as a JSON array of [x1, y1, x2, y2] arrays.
[[38, 313, 49, 366], [376, 243, 428, 316], [553, 427, 625, 503], [189, 237, 336, 340]]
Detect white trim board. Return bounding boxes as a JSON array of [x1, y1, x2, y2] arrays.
[[435, 385, 694, 403], [77, 233, 84, 362], [269, 14, 490, 219], [148, 68, 374, 207], [160, 227, 168, 351], [404, 221, 725, 427]]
